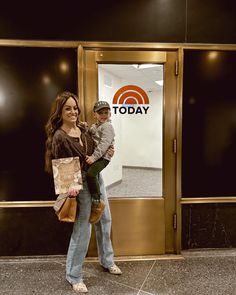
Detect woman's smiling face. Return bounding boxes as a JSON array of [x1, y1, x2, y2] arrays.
[[61, 97, 79, 124]]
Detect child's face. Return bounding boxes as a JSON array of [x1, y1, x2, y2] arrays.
[[94, 108, 111, 123]]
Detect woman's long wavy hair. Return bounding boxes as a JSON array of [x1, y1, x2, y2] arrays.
[[45, 91, 81, 173]]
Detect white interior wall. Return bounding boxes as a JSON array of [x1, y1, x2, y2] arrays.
[[121, 89, 162, 168], [98, 66, 163, 186]]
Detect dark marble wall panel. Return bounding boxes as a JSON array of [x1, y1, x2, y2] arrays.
[[1, 1, 236, 44], [187, 0, 236, 44], [182, 50, 236, 197], [0, 47, 77, 201], [0, 207, 73, 256], [182, 204, 236, 249], [0, 0, 186, 42]]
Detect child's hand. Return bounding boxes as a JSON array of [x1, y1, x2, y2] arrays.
[[107, 145, 115, 157], [80, 121, 88, 127], [79, 121, 89, 131], [86, 155, 94, 165]]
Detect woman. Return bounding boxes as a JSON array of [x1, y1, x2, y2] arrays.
[[45, 91, 121, 293]]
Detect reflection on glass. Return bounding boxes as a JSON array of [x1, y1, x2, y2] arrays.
[[42, 74, 51, 85], [59, 61, 69, 73], [207, 51, 219, 61], [98, 64, 163, 197], [0, 89, 6, 108]]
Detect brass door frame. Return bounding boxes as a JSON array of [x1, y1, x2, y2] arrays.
[[83, 49, 179, 255]]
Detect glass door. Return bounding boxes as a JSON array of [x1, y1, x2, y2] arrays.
[[83, 50, 178, 255], [98, 63, 163, 197]]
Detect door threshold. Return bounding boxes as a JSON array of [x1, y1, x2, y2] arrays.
[[86, 254, 184, 262]]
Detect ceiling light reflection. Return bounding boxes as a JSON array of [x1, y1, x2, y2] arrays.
[[132, 64, 162, 69], [60, 61, 69, 73], [208, 51, 219, 61], [155, 80, 163, 86], [0, 90, 6, 108], [42, 75, 51, 85]]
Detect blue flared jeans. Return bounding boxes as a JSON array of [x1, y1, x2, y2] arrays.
[[66, 174, 114, 285]]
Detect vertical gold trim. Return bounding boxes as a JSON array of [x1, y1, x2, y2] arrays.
[[175, 60, 179, 76], [84, 51, 99, 124], [173, 139, 177, 154], [163, 51, 178, 253], [78, 45, 85, 122], [176, 48, 184, 254]]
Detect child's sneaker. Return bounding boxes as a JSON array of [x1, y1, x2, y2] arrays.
[[89, 200, 105, 224]]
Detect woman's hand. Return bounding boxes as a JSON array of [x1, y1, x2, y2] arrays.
[[107, 145, 115, 158], [68, 187, 80, 197]]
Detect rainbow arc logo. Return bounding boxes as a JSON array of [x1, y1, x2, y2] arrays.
[[113, 85, 149, 105], [112, 85, 150, 114]]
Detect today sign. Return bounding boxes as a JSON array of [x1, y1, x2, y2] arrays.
[[113, 105, 149, 114], [112, 85, 150, 115]]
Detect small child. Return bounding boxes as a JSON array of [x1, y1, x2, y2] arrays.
[[85, 101, 115, 224]]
